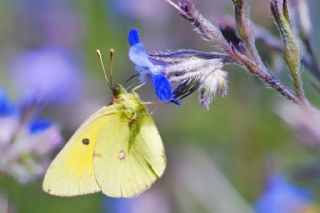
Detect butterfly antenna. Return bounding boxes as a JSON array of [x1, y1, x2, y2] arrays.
[[108, 49, 115, 88], [96, 49, 111, 90]]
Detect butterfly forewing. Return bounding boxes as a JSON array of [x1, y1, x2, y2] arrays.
[[42, 106, 117, 196]]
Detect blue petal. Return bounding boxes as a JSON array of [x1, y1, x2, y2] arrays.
[[0, 90, 16, 116], [152, 74, 174, 102], [29, 119, 52, 134], [128, 29, 140, 46], [171, 98, 181, 105], [128, 43, 152, 68], [128, 30, 163, 78]]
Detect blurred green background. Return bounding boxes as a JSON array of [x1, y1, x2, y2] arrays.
[[1, 0, 320, 212]]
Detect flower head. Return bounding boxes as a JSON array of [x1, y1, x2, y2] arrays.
[[107, 0, 169, 24], [150, 49, 230, 109], [17, 0, 84, 47], [104, 190, 170, 213], [0, 90, 16, 116], [128, 29, 179, 104], [0, 90, 18, 146], [0, 91, 62, 183], [11, 46, 84, 104], [128, 29, 231, 108], [255, 174, 315, 213]]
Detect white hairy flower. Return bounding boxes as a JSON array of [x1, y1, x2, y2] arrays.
[[199, 69, 228, 109], [147, 49, 230, 108], [162, 56, 228, 109], [165, 57, 224, 82]]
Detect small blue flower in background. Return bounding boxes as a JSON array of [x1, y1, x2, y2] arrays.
[[0, 89, 19, 146], [0, 90, 62, 183], [11, 46, 84, 105], [15, 0, 84, 48], [128, 29, 179, 104], [255, 174, 315, 213], [0, 90, 16, 116], [28, 119, 51, 134], [103, 190, 170, 213], [106, 0, 169, 24], [105, 198, 137, 213]]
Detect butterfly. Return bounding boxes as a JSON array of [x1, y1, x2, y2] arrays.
[[42, 49, 166, 198]]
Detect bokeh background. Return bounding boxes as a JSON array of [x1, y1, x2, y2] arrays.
[[1, 0, 320, 212]]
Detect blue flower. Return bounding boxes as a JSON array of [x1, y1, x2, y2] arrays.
[[128, 29, 179, 104], [28, 119, 51, 134], [0, 90, 62, 183], [107, 0, 168, 22], [128, 29, 231, 109], [11, 46, 84, 104], [0, 90, 16, 116], [255, 174, 314, 213], [15, 0, 84, 47], [105, 198, 137, 213], [103, 191, 170, 213]]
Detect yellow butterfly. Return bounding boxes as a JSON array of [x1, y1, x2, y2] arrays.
[[42, 49, 166, 198]]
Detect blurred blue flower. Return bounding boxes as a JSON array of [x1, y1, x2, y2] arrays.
[[107, 0, 169, 23], [11, 46, 84, 104], [0, 90, 16, 116], [16, 0, 84, 47], [0, 89, 19, 146], [103, 191, 170, 213], [0, 91, 62, 183], [128, 29, 179, 104], [24, 118, 61, 156], [105, 198, 137, 213], [28, 119, 51, 134], [255, 174, 314, 213]]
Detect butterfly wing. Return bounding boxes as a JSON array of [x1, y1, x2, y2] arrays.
[[93, 112, 166, 198], [43, 106, 118, 196]]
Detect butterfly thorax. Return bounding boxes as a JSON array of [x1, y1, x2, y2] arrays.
[[112, 84, 147, 121]]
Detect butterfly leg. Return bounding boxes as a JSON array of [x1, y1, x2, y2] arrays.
[[149, 105, 159, 115], [141, 97, 159, 105], [131, 83, 145, 93], [147, 100, 165, 115], [141, 101, 154, 105]]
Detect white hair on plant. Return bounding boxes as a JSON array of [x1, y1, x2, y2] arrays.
[[162, 56, 228, 108], [165, 57, 224, 82], [146, 48, 230, 109], [199, 69, 228, 109]]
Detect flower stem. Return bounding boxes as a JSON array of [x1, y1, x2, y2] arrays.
[[230, 48, 299, 103]]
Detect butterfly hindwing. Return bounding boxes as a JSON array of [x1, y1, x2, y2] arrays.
[[42, 106, 118, 196], [93, 111, 166, 198]]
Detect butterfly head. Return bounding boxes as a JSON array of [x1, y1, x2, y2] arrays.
[[112, 84, 127, 98]]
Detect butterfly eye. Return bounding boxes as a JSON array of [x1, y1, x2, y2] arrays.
[[82, 138, 90, 145], [114, 84, 120, 90]]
